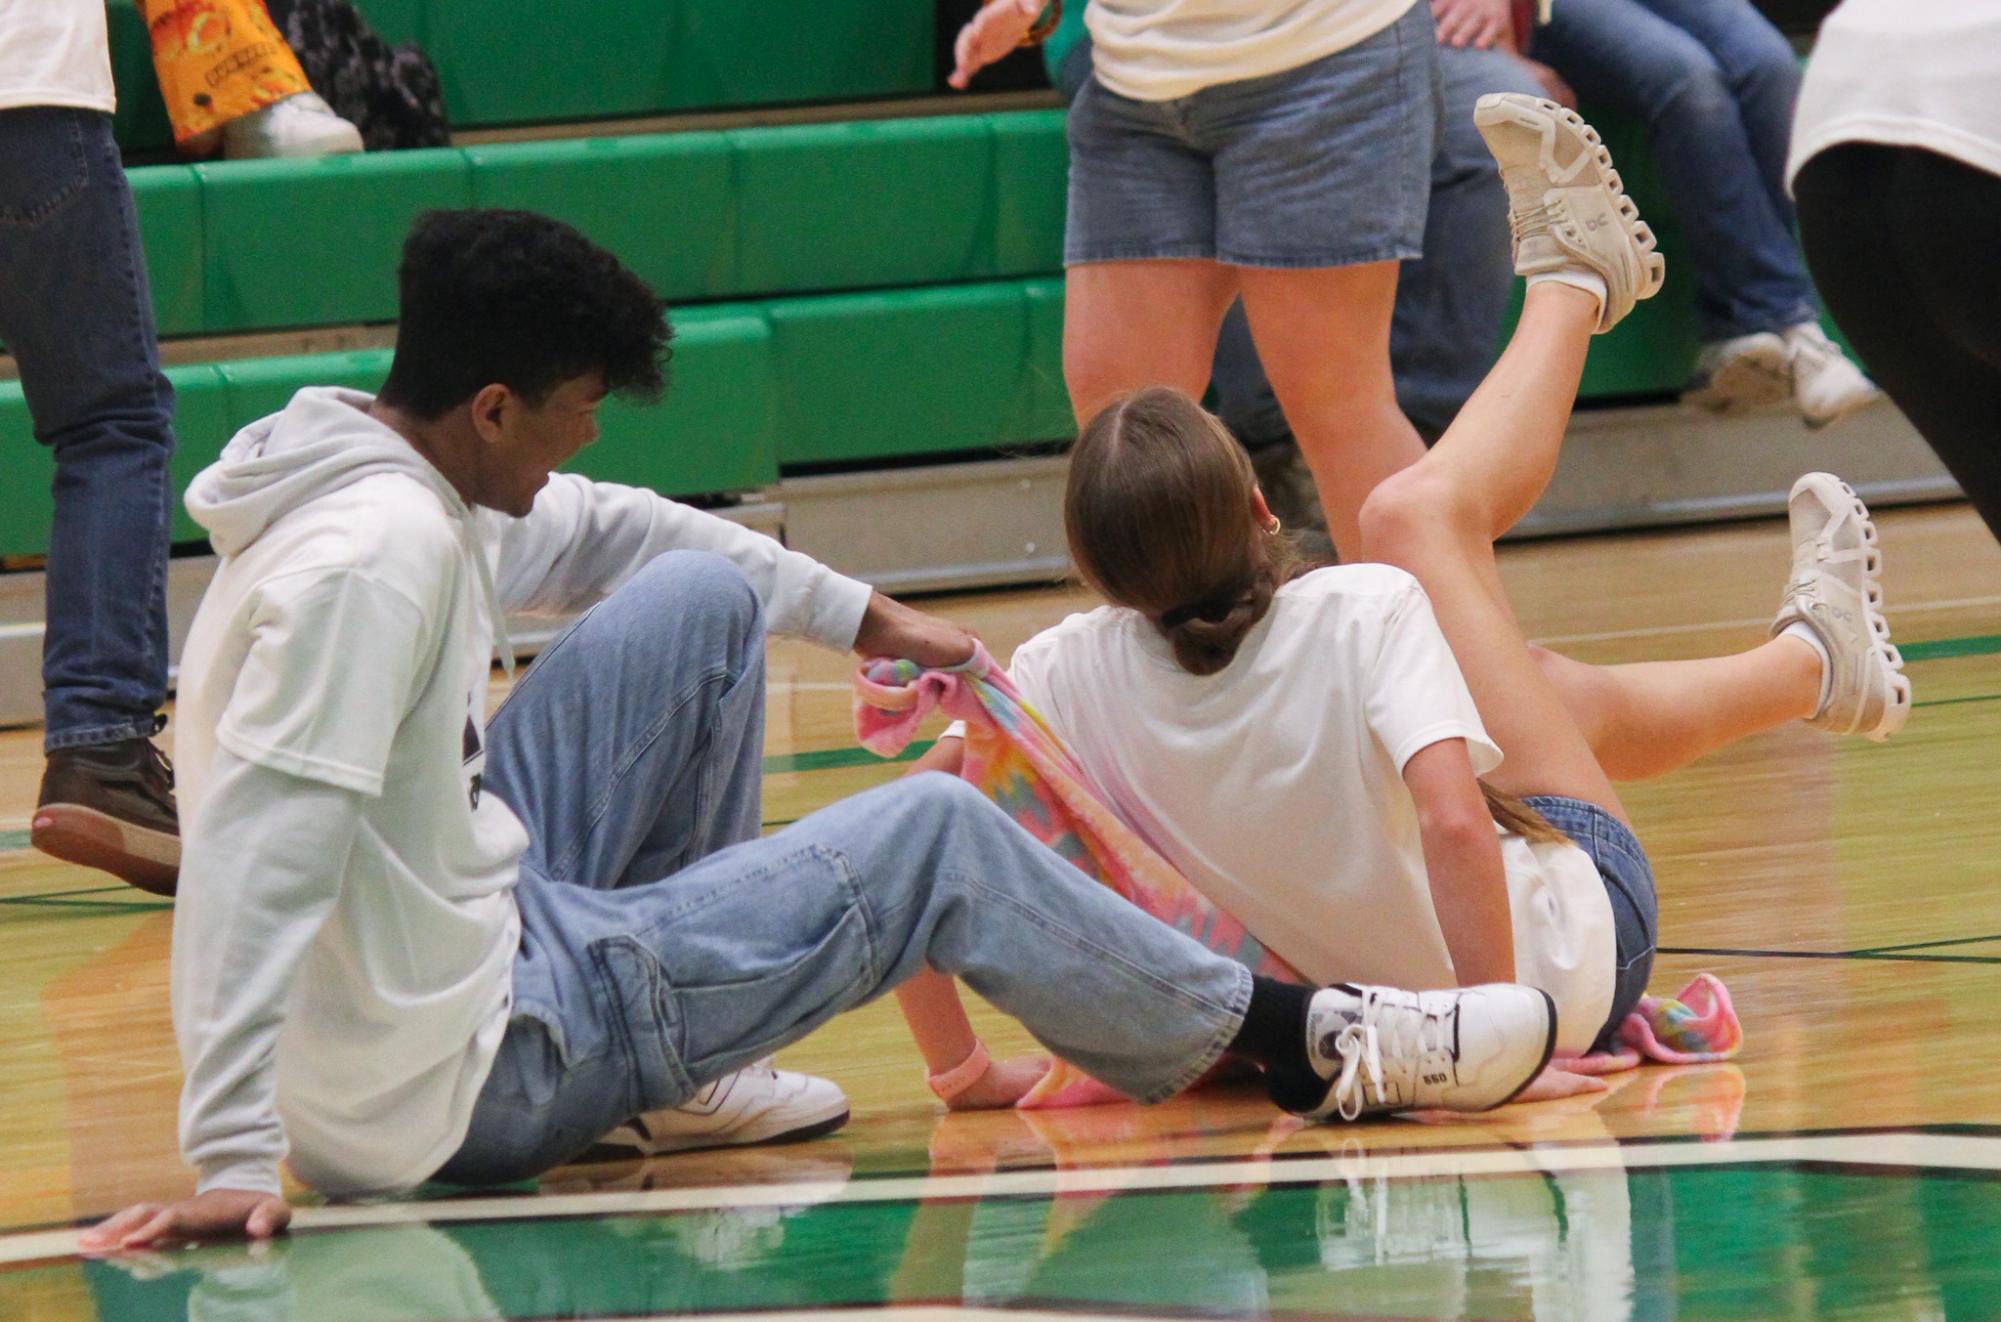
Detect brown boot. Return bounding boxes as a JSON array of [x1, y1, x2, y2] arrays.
[[33, 722, 180, 896]]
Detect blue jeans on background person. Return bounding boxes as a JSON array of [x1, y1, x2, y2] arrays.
[[1212, 44, 1545, 443], [1528, 0, 1818, 342], [0, 106, 176, 752], [437, 552, 1253, 1185]]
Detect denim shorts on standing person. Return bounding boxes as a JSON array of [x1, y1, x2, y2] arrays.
[[1063, 0, 1441, 269], [1523, 795, 1659, 1053], [0, 107, 176, 751]]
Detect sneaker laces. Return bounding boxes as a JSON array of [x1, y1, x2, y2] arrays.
[[1328, 989, 1447, 1120]]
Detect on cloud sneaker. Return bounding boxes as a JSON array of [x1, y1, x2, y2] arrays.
[[1772, 472, 1911, 740], [1473, 93, 1665, 333], [1686, 332, 1791, 414], [594, 1062, 850, 1157], [1294, 982, 1557, 1122]]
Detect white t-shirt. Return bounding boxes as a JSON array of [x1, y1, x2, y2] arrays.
[[0, 0, 116, 113], [1086, 0, 1418, 102], [1789, 0, 2001, 184], [1004, 566, 1616, 1053]]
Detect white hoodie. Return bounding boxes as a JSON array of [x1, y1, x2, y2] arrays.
[[172, 387, 871, 1197]]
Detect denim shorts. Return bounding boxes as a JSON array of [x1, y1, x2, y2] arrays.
[[1521, 795, 1659, 1054], [1064, 0, 1441, 269]]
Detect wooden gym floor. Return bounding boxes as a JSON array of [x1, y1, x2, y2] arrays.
[[5, 500, 2001, 1320]]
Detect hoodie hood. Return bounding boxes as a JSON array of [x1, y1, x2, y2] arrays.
[[187, 386, 515, 676], [186, 387, 465, 557]]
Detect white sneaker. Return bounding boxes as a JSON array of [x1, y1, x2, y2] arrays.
[[1473, 93, 1665, 333], [1787, 322, 1882, 430], [1771, 473, 1911, 741], [1295, 982, 1556, 1122], [1685, 332, 1791, 414], [223, 91, 365, 159], [596, 1062, 850, 1156]]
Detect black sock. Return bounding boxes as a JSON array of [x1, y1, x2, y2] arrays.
[[1230, 977, 1324, 1112]]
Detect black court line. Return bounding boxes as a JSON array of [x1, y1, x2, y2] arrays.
[[1660, 944, 2001, 966], [1851, 933, 2001, 955]]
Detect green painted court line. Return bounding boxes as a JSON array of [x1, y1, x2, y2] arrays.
[[762, 739, 932, 775], [0, 895, 171, 914], [1912, 692, 2001, 710], [0, 883, 132, 903], [0, 829, 26, 853], [1901, 634, 2001, 662]]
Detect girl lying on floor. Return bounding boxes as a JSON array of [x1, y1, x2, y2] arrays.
[[883, 95, 1910, 1112]]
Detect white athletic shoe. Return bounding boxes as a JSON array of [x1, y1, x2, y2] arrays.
[[1685, 332, 1791, 414], [1294, 982, 1556, 1122], [1473, 93, 1665, 333], [595, 1062, 850, 1156], [223, 91, 364, 159], [1787, 323, 1882, 430], [1772, 472, 1911, 741]]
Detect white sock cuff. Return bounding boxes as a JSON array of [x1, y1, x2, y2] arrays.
[[1527, 269, 1608, 321], [1780, 619, 1833, 714]]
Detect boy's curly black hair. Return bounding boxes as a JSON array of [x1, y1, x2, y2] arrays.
[[378, 209, 671, 420]]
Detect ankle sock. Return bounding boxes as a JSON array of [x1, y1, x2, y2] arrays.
[[1528, 269, 1607, 321], [1231, 977, 1325, 1112], [1781, 620, 1833, 713]]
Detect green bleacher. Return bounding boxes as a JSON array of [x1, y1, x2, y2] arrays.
[[3, 3, 1721, 562], [106, 0, 938, 154]]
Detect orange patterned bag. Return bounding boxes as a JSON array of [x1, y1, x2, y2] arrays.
[[137, 0, 310, 146]]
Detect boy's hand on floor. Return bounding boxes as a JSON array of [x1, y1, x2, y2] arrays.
[[78, 1188, 293, 1252], [946, 1054, 1053, 1110]]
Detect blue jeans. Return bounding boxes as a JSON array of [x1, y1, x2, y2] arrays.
[[1211, 44, 1544, 442], [436, 552, 1252, 1185], [0, 107, 175, 751], [1529, 0, 1818, 342]]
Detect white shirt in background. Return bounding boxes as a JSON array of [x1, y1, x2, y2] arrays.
[[0, 0, 116, 113], [1085, 0, 1418, 102], [1789, 0, 2001, 184], [1005, 566, 1616, 1053]]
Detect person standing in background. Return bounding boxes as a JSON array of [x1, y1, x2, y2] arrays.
[[1790, 0, 2001, 545], [2, 0, 182, 894], [1525, 0, 1879, 428], [137, 0, 361, 158]]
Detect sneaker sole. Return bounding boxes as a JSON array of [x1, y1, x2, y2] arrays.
[[585, 1106, 852, 1161], [31, 805, 178, 896], [1794, 473, 1912, 741], [1472, 94, 1667, 320], [1801, 387, 1885, 432]]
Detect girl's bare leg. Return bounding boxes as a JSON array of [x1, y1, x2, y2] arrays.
[[1531, 639, 1822, 782]]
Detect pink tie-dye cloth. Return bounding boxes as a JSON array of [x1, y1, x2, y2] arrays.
[[854, 648, 1740, 1103], [854, 643, 1302, 1108]]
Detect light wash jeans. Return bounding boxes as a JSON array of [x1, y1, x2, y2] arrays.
[[0, 107, 176, 750], [1529, 0, 1818, 341], [436, 552, 1252, 1185]]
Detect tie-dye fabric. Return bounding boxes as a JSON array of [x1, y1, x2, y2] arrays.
[[855, 644, 1300, 1108]]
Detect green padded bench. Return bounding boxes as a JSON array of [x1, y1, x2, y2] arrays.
[[107, 0, 937, 154], [0, 303, 788, 558], [0, 284, 1066, 558], [121, 111, 1069, 334]]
